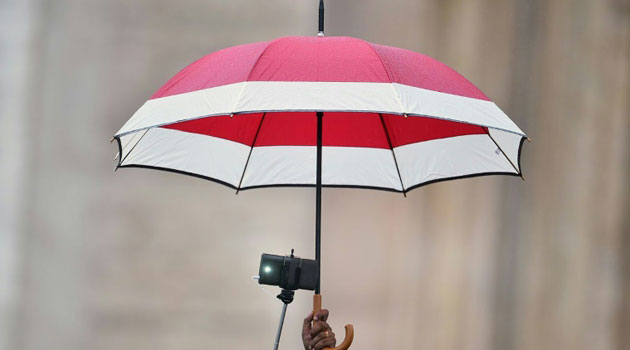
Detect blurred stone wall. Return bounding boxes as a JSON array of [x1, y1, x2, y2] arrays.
[[1, 0, 628, 350]]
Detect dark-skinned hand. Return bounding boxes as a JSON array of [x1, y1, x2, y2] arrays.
[[302, 309, 336, 350]]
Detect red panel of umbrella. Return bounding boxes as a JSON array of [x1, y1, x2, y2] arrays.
[[112, 2, 528, 349]]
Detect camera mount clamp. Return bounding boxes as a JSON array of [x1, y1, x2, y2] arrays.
[[272, 289, 294, 350]]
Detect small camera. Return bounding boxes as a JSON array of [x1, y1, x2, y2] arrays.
[[258, 251, 318, 291]]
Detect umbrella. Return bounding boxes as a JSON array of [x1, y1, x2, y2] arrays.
[[112, 2, 528, 349]]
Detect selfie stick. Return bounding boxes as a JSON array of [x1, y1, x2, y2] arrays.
[[273, 289, 294, 350]]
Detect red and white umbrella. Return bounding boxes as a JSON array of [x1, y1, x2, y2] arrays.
[[114, 36, 526, 193], [113, 17, 527, 350]]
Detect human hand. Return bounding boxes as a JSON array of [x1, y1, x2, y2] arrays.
[[302, 309, 336, 350]]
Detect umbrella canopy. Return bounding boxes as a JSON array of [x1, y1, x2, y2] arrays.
[[114, 36, 527, 193]]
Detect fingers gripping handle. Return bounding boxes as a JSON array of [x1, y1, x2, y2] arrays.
[[313, 294, 354, 350]]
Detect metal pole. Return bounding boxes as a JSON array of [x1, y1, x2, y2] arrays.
[[272, 303, 289, 350], [318, 0, 324, 36], [315, 111, 323, 295]]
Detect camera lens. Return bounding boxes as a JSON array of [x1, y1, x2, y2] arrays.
[[258, 254, 284, 286]]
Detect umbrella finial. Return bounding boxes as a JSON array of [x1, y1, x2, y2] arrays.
[[318, 0, 325, 36]]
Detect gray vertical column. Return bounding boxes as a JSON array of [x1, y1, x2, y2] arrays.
[[0, 0, 36, 349]]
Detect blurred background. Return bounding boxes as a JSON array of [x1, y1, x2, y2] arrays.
[[1, 0, 628, 349]]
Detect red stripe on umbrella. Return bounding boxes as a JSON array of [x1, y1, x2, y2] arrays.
[[162, 112, 487, 148]]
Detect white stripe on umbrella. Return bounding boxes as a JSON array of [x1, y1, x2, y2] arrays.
[[118, 127, 521, 192], [395, 134, 519, 189], [120, 128, 250, 187], [116, 81, 523, 138]]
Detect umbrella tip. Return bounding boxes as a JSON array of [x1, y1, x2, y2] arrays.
[[526, 137, 532, 142], [318, 0, 324, 36]]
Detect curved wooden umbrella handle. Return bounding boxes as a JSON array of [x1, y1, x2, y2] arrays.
[[313, 294, 354, 350]]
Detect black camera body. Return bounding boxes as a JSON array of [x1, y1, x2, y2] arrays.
[[258, 253, 318, 291]]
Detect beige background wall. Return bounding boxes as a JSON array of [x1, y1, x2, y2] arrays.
[[1, 0, 628, 350]]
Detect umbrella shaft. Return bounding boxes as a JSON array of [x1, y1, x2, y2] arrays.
[[315, 111, 323, 294]]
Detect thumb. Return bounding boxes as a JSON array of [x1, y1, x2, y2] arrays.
[[302, 312, 314, 337]]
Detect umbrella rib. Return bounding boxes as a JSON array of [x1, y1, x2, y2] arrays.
[[378, 113, 406, 196], [118, 128, 150, 167], [231, 41, 277, 115], [236, 113, 267, 193], [361, 40, 407, 115], [115, 128, 142, 160], [485, 130, 522, 178]]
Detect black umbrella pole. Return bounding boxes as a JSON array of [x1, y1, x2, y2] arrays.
[[315, 111, 323, 295], [312, 112, 356, 349]]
